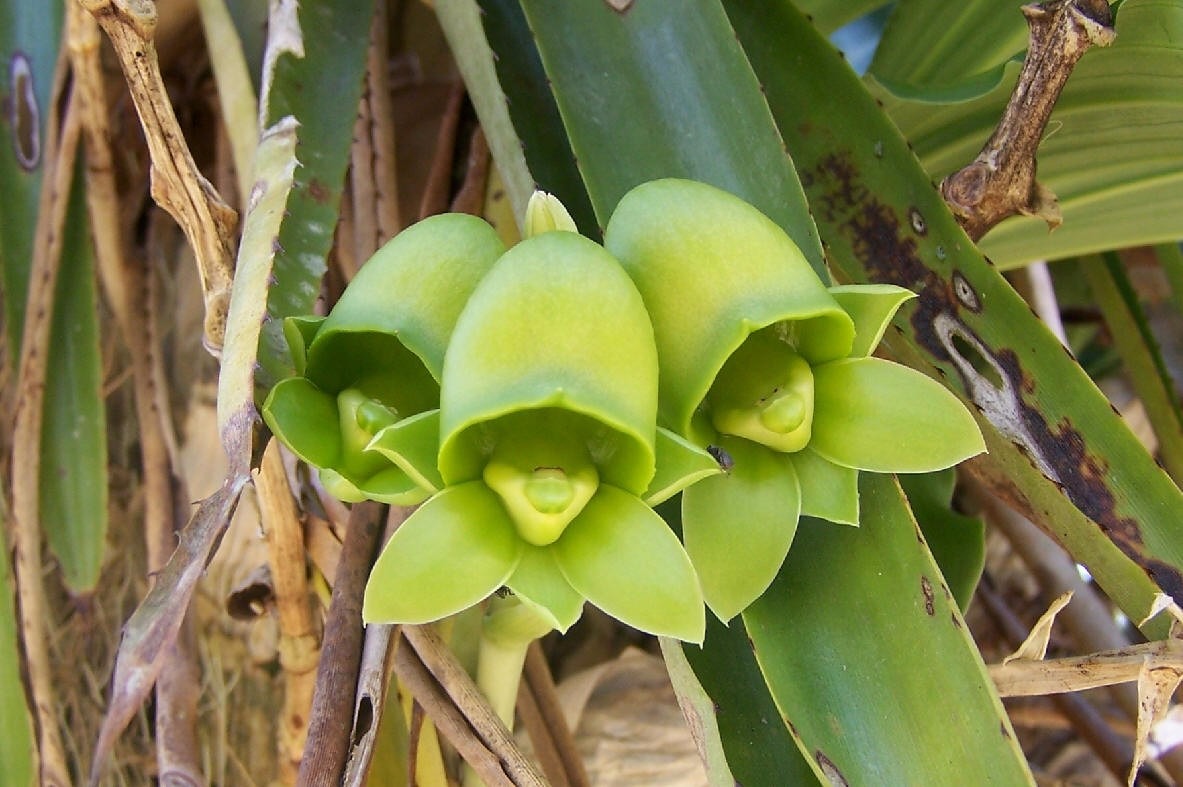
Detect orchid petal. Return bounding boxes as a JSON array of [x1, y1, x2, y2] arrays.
[[682, 437, 801, 622], [440, 232, 659, 495], [506, 546, 585, 633], [828, 284, 916, 357], [283, 315, 324, 376], [811, 358, 986, 472], [367, 409, 444, 494], [353, 466, 432, 506], [363, 482, 523, 624], [553, 486, 705, 643], [262, 377, 340, 469], [644, 427, 723, 506], [792, 448, 860, 525]]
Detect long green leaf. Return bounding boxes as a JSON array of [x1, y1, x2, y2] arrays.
[[0, 2, 62, 355], [870, 0, 1183, 267], [1084, 253, 1183, 485], [794, 0, 892, 35], [870, 0, 1029, 87], [744, 474, 1029, 785], [727, 0, 1183, 637], [0, 500, 35, 787], [468, 0, 1033, 780], [254, 0, 374, 391], [41, 160, 107, 593], [508, 0, 825, 272]]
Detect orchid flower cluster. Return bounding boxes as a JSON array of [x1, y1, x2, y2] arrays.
[[263, 179, 985, 643]]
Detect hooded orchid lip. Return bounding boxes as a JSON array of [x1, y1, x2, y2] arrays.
[[481, 426, 601, 546], [707, 327, 815, 453]]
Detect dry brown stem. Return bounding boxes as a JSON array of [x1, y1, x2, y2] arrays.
[[256, 441, 321, 781], [402, 624, 547, 787], [940, 0, 1114, 241], [297, 501, 384, 786], [990, 636, 1183, 697], [978, 583, 1135, 783], [393, 640, 516, 787], [79, 0, 237, 353], [8, 36, 78, 785], [520, 641, 590, 787]]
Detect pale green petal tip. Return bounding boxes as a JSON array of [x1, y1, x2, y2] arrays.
[[524, 190, 578, 237], [366, 409, 445, 495], [506, 545, 586, 633], [644, 428, 723, 506], [362, 483, 523, 624], [829, 284, 917, 358], [792, 449, 861, 525]]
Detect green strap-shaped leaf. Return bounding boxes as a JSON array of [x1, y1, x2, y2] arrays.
[[254, 0, 375, 391], [41, 161, 108, 593], [506, 0, 826, 273], [795, 0, 892, 35], [899, 469, 986, 611], [1083, 253, 1183, 486], [870, 0, 1029, 88], [743, 474, 1030, 785], [0, 2, 62, 355], [0, 511, 35, 787], [728, 0, 1183, 638]]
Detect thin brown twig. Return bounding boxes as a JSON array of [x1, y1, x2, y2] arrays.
[[516, 681, 569, 787], [417, 81, 466, 220], [79, 0, 237, 353], [523, 642, 589, 787], [393, 639, 515, 787], [342, 505, 415, 786], [367, 0, 402, 239], [298, 500, 384, 786], [256, 441, 321, 782], [402, 625, 547, 787], [8, 37, 79, 785], [940, 0, 1114, 241]]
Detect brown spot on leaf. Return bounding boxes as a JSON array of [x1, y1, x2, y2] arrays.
[[812, 149, 1183, 605], [815, 751, 850, 787], [307, 177, 330, 203], [921, 575, 935, 616], [8, 53, 39, 171]]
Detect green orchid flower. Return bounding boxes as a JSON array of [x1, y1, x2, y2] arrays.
[[362, 201, 718, 643], [604, 178, 987, 622], [261, 213, 505, 504]]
